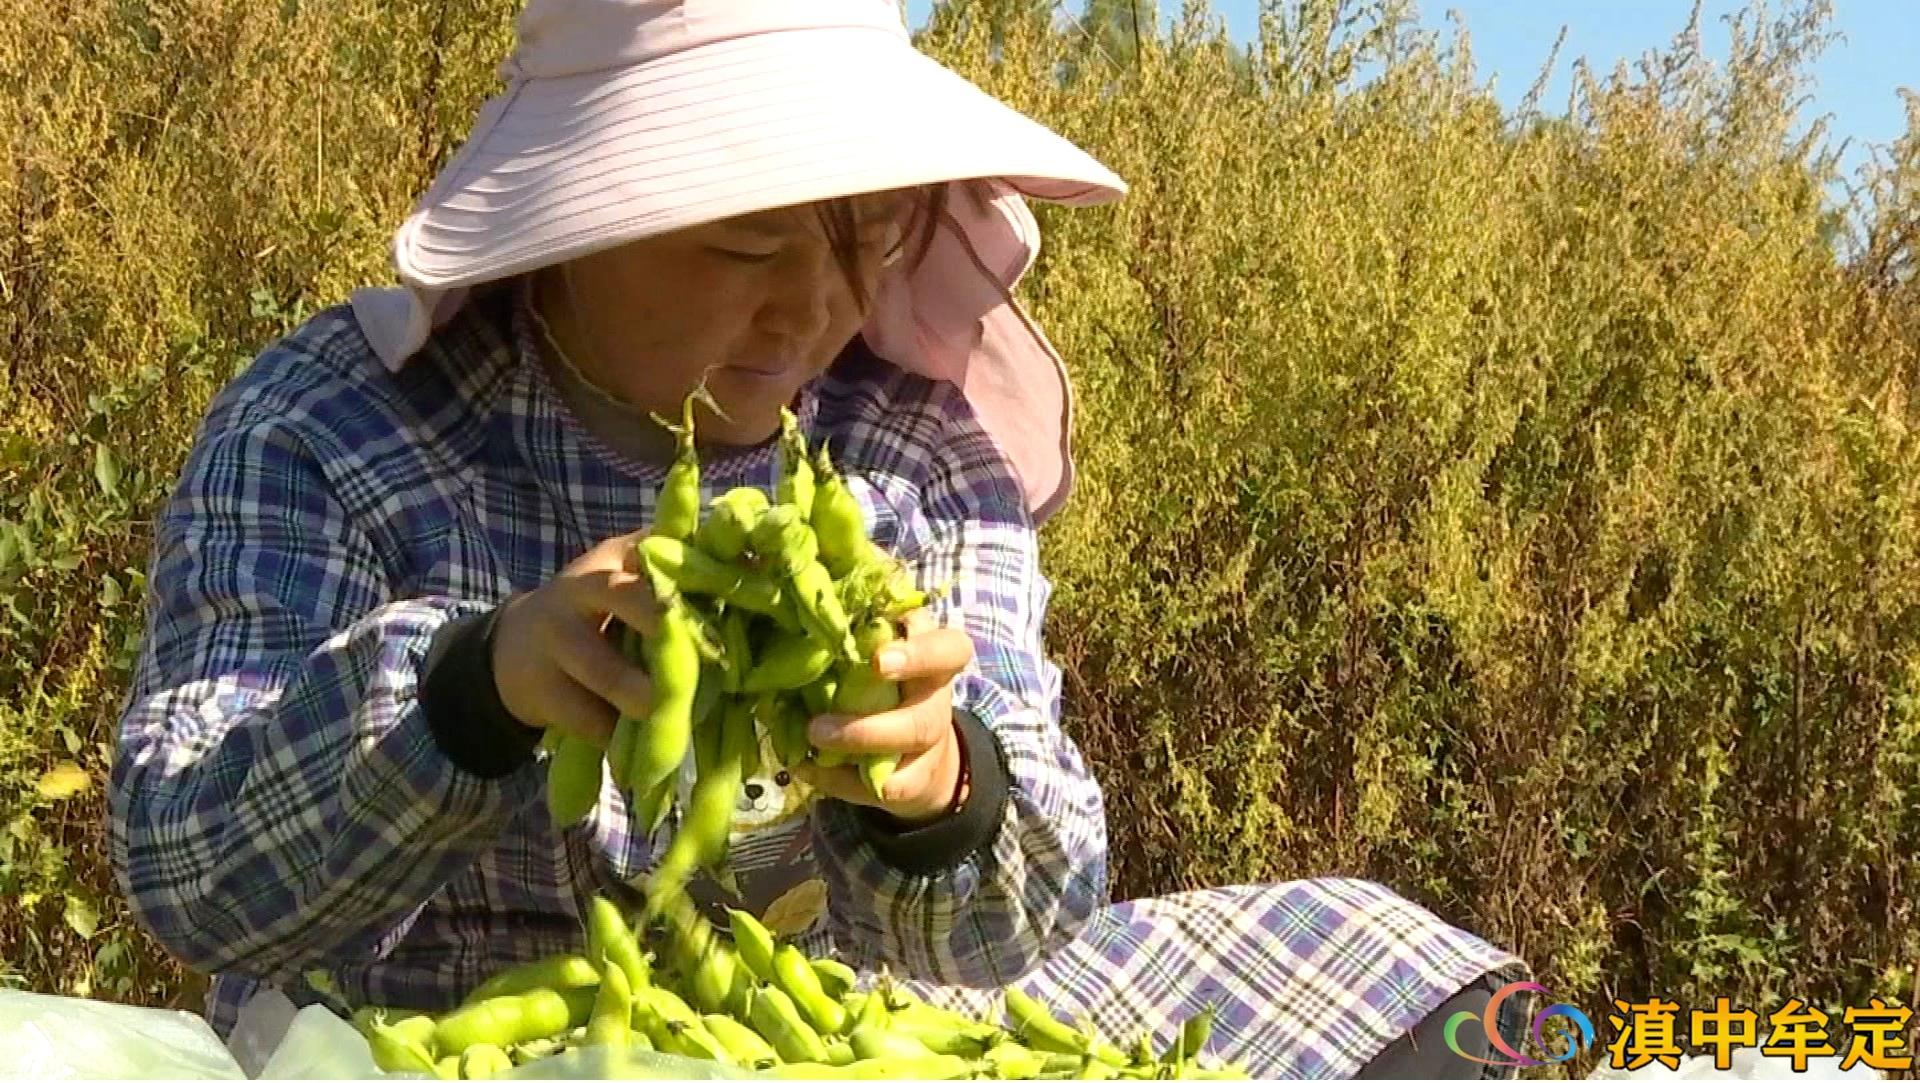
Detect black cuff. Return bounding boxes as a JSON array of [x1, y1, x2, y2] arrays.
[[420, 604, 543, 780], [852, 707, 1011, 876]]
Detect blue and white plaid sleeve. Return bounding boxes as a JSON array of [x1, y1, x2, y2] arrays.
[[107, 405, 543, 984], [813, 403, 1109, 989]]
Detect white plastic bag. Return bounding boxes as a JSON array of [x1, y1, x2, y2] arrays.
[[256, 1004, 400, 1080], [0, 988, 247, 1080], [228, 987, 302, 1078]]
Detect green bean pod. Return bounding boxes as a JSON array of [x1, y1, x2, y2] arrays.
[[809, 445, 866, 577], [777, 408, 815, 516], [772, 943, 848, 1035], [364, 1015, 440, 1074], [639, 535, 792, 626], [799, 675, 837, 721], [651, 889, 714, 976], [545, 734, 603, 829], [507, 1036, 561, 1065], [731, 695, 763, 783], [651, 396, 702, 541], [631, 773, 676, 839], [758, 693, 810, 769], [355, 1007, 437, 1047], [662, 1019, 737, 1066], [457, 1043, 513, 1080], [1130, 1032, 1157, 1067], [583, 962, 633, 1048], [749, 985, 832, 1065], [432, 987, 595, 1055], [846, 989, 888, 1031], [643, 699, 749, 925], [810, 957, 858, 1003], [837, 561, 886, 626], [625, 583, 703, 808], [684, 602, 731, 668], [607, 718, 638, 795], [851, 1025, 937, 1062], [743, 632, 835, 693], [585, 896, 650, 994], [1164, 1005, 1216, 1064], [719, 608, 753, 694], [787, 559, 860, 661], [726, 906, 781, 986], [636, 984, 700, 1047], [686, 936, 743, 1018], [1004, 987, 1090, 1057], [887, 1010, 999, 1057], [848, 1054, 973, 1079], [695, 486, 770, 562], [703, 1012, 781, 1069], [980, 1041, 1050, 1079], [748, 505, 819, 576], [459, 954, 601, 1008], [834, 615, 903, 795], [822, 1038, 856, 1066]]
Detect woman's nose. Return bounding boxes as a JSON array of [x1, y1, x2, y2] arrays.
[[755, 249, 838, 338]]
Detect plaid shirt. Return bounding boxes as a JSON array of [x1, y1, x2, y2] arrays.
[[108, 281, 1107, 1037]]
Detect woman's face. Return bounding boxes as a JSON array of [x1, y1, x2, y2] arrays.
[[546, 191, 910, 446]]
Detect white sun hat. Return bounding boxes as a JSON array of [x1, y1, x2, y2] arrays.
[[350, 0, 1126, 523]]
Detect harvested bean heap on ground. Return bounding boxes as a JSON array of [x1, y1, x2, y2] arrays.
[[348, 393, 1244, 1079], [354, 893, 1242, 1079]]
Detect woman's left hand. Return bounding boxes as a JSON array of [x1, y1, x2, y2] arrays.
[[796, 609, 974, 824]]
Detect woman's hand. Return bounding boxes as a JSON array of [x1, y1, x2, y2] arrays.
[[490, 531, 660, 747], [796, 609, 976, 824]]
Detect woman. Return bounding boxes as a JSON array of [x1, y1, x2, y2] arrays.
[[107, 0, 1533, 1077]]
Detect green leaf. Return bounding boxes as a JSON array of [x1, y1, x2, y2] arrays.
[[100, 574, 122, 608], [93, 443, 122, 500], [64, 895, 98, 940], [36, 762, 91, 800], [58, 725, 81, 755]]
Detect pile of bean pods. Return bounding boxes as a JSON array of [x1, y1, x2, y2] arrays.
[[352, 891, 1248, 1079], [542, 395, 933, 920]]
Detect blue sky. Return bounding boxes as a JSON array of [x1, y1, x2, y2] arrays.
[[905, 1, 1915, 184]]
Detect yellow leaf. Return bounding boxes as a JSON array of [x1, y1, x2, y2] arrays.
[[760, 879, 828, 938], [36, 762, 91, 801]]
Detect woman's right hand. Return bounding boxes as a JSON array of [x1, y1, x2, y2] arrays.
[[490, 531, 660, 747]]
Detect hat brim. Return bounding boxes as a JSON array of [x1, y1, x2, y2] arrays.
[[395, 23, 1126, 290]]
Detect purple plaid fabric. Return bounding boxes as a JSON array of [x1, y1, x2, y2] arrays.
[[108, 280, 1531, 1078]]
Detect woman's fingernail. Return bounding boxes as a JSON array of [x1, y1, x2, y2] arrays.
[[876, 646, 907, 676]]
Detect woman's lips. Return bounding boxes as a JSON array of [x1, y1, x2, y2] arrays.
[[722, 358, 803, 385]]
